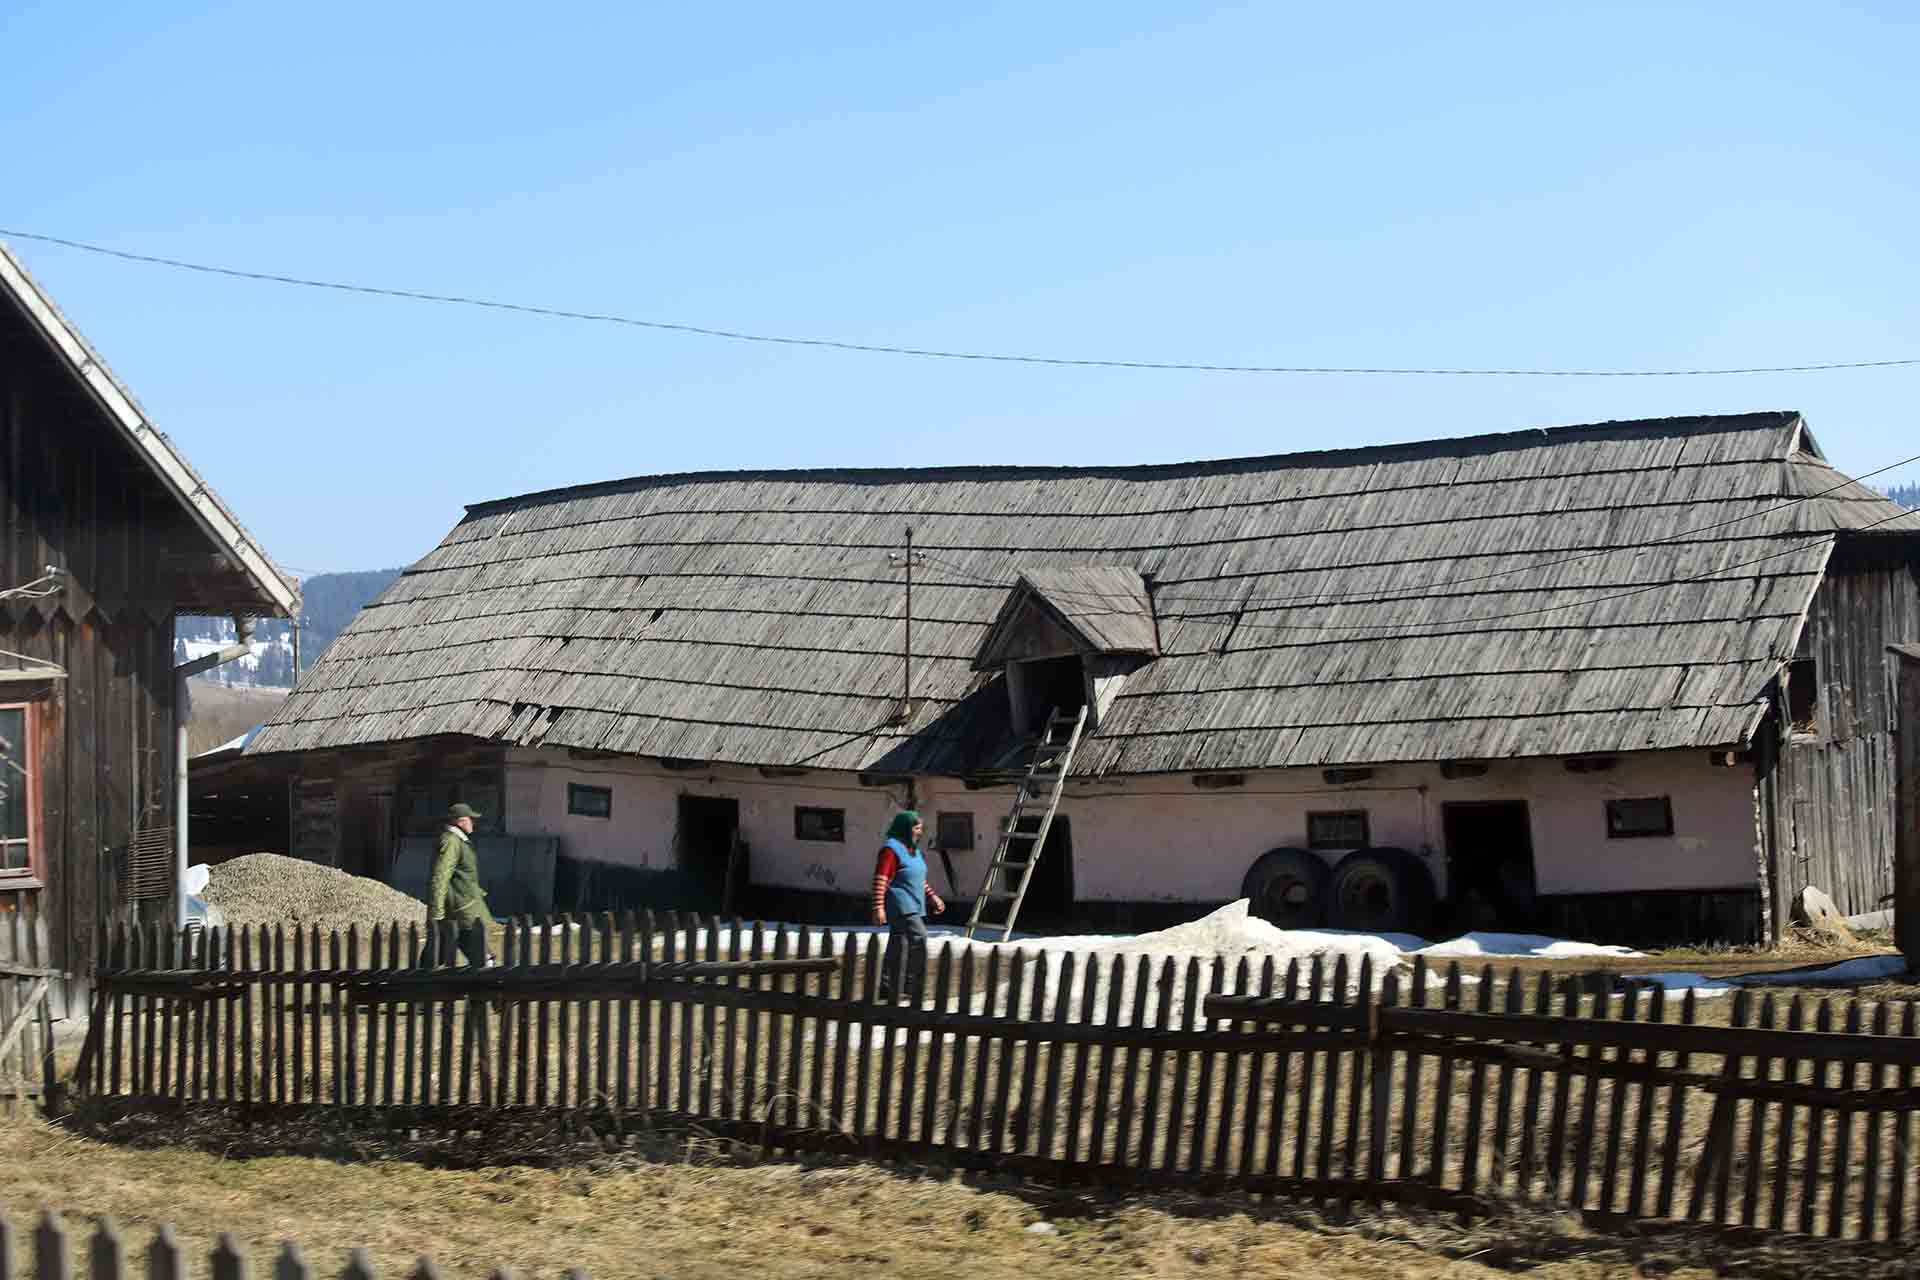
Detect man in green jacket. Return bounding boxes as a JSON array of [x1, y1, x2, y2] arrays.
[[423, 802, 494, 968]]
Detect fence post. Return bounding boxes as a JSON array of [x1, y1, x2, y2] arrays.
[[273, 1241, 312, 1280], [211, 1232, 249, 1280], [147, 1225, 183, 1280], [34, 1211, 70, 1280], [88, 1217, 126, 1280], [1369, 970, 1396, 1197]]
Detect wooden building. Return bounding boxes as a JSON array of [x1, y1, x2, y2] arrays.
[[245, 412, 1919, 946], [0, 244, 297, 975]]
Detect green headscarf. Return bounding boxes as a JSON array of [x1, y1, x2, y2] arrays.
[[885, 810, 921, 848]]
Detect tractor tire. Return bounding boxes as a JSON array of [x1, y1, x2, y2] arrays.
[[1329, 846, 1437, 935], [1241, 846, 1333, 930]]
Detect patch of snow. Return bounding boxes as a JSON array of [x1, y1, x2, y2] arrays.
[[1415, 932, 1642, 960], [1733, 954, 1908, 987], [1634, 973, 1734, 998]]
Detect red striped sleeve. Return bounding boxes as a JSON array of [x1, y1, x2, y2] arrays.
[[871, 846, 901, 916]]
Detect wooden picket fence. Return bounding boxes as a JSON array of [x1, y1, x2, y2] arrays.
[[70, 915, 1920, 1241], [0, 909, 57, 1115], [0, 1210, 577, 1280]]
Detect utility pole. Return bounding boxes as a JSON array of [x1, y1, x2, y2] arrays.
[[290, 616, 302, 683], [888, 527, 927, 720]]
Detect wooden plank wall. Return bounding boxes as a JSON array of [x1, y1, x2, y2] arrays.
[[1896, 648, 1920, 964], [0, 320, 181, 977], [1760, 542, 1920, 923]]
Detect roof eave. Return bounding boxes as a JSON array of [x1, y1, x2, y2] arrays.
[[0, 243, 299, 618]]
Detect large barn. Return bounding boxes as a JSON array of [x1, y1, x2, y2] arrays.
[[243, 411, 1920, 947]]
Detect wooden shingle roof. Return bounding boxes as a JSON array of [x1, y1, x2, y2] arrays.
[[250, 411, 1916, 774]]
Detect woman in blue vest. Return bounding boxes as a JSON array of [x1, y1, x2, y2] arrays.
[[870, 809, 945, 1003]]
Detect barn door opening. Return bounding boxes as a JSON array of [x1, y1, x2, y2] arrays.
[[676, 794, 742, 912], [1442, 801, 1536, 930], [1009, 814, 1074, 928]]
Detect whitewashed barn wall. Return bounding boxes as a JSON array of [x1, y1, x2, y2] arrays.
[[502, 747, 1757, 907]]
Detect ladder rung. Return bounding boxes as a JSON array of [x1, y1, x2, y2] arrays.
[[982, 890, 1018, 901]]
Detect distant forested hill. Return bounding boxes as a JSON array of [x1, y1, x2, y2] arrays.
[[177, 568, 400, 687], [1886, 482, 1919, 510]]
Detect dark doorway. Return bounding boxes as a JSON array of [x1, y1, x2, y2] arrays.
[[1442, 801, 1536, 931], [676, 795, 742, 911], [1007, 815, 1074, 928], [1021, 656, 1087, 734]]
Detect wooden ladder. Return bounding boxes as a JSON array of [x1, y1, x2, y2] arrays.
[[964, 704, 1089, 942]]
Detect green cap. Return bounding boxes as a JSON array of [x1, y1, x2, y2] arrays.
[[447, 803, 482, 820]]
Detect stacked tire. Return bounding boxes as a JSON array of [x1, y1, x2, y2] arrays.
[[1242, 845, 1434, 935]]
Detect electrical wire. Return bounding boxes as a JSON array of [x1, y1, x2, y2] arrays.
[[0, 572, 63, 602], [7, 227, 1920, 378]]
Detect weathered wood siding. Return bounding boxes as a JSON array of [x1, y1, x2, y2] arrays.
[[0, 320, 183, 973], [1759, 539, 1920, 926], [1895, 646, 1920, 963]]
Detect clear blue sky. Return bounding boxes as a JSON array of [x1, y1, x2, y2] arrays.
[[3, 2, 1916, 575]]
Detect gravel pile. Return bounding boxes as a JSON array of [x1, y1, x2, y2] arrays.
[[201, 852, 427, 930]]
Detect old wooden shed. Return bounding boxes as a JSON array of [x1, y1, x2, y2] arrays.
[[0, 243, 297, 976]]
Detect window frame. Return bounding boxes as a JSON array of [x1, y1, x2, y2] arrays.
[[1306, 809, 1369, 851], [0, 702, 42, 884], [566, 782, 614, 820], [935, 811, 974, 851], [793, 806, 846, 844], [1604, 796, 1675, 840]]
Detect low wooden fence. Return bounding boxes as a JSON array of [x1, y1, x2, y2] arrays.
[[1, 1210, 571, 1280], [71, 915, 1920, 1240], [0, 910, 56, 1114]]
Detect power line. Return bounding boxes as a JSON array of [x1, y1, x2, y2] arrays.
[[7, 227, 1920, 379]]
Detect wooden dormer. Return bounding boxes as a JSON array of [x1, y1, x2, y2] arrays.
[[972, 567, 1159, 734]]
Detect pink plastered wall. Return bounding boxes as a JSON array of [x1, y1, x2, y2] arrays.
[[503, 749, 914, 897], [503, 746, 1760, 905]]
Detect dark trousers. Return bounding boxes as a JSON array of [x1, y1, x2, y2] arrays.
[[418, 918, 488, 968], [878, 913, 929, 1003]]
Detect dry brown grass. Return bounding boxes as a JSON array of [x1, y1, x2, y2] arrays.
[[15, 1106, 1920, 1280]]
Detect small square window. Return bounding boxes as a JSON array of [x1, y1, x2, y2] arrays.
[[795, 806, 845, 843], [1307, 810, 1368, 850], [1605, 796, 1673, 839], [567, 783, 613, 819], [936, 811, 974, 851]]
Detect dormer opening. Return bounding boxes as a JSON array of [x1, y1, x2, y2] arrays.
[[1007, 654, 1088, 735]]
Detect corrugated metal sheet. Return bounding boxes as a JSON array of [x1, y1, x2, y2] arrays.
[[249, 411, 1915, 774]]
